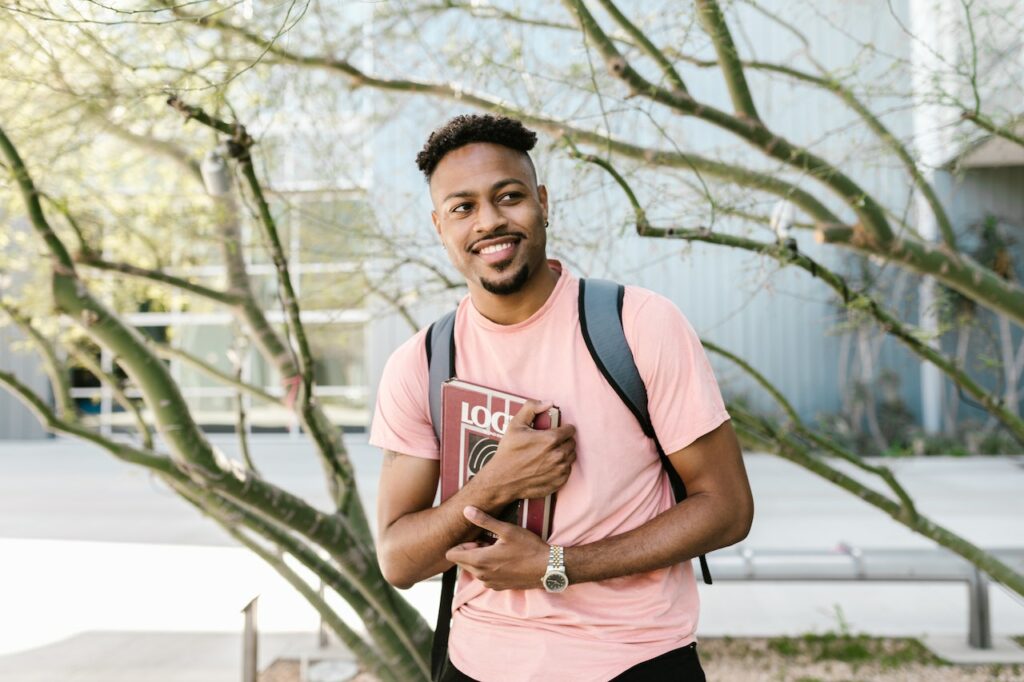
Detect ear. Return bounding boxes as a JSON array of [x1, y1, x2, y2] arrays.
[[538, 184, 549, 224], [431, 210, 441, 239]]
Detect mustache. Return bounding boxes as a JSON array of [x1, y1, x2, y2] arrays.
[[467, 230, 526, 252]]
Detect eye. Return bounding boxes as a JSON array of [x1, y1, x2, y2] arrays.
[[451, 202, 473, 213], [499, 191, 523, 202]]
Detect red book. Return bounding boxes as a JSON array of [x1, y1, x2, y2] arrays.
[[439, 378, 560, 542]]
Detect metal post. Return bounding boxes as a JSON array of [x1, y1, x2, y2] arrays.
[[967, 568, 992, 649], [318, 579, 329, 649], [242, 596, 259, 682]]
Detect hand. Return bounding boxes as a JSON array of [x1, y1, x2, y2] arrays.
[[471, 399, 576, 503], [445, 506, 549, 591]]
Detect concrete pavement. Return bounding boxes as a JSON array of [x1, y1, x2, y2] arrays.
[[1, 433, 1023, 679]]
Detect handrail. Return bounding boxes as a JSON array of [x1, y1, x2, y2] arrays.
[[707, 545, 1024, 650]]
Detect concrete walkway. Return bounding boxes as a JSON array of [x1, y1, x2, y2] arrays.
[[1, 434, 1022, 679], [0, 632, 314, 682]]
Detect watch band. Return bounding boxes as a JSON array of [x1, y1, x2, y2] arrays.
[[548, 544, 564, 571], [543, 544, 569, 593]]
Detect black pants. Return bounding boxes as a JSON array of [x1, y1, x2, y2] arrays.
[[439, 642, 705, 681]]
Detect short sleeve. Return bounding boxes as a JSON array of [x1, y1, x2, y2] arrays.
[[622, 289, 730, 454], [368, 328, 440, 460]]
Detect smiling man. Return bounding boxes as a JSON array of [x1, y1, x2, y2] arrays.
[[370, 114, 753, 682]]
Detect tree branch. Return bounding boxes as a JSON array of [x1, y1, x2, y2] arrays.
[[960, 111, 1024, 150], [166, 99, 371, 538], [0, 369, 172, 472], [592, 0, 688, 94], [667, 51, 958, 249], [66, 339, 154, 449], [577, 150, 1024, 442], [729, 402, 1024, 598], [167, 6, 844, 228], [171, 484, 404, 682], [76, 252, 245, 306], [693, 0, 760, 119], [562, 0, 897, 245], [817, 224, 1024, 328], [703, 340, 917, 519], [0, 301, 75, 419], [148, 339, 280, 405]]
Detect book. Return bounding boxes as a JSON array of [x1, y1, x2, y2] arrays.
[[439, 378, 560, 542]]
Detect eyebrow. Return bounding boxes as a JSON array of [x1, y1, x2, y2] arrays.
[[442, 178, 527, 204]]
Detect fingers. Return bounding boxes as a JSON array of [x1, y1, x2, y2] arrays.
[[449, 541, 484, 553], [510, 399, 554, 428], [445, 545, 476, 565]]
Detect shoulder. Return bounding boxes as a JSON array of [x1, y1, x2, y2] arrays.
[[618, 284, 703, 369], [621, 285, 693, 333], [378, 326, 431, 394]]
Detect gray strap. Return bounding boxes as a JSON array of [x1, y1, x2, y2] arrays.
[[578, 278, 654, 437], [427, 309, 457, 443]]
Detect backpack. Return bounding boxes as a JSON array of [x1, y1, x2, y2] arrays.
[[425, 278, 712, 681]]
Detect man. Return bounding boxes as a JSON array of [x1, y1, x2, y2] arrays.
[[370, 114, 754, 682]]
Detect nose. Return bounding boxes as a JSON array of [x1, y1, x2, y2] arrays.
[[475, 199, 508, 233]]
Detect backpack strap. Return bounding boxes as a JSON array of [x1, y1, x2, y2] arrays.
[[579, 278, 713, 585], [427, 309, 457, 444], [425, 308, 459, 682]]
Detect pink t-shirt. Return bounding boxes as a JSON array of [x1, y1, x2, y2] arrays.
[[370, 262, 730, 681]]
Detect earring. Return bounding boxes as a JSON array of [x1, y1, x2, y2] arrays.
[[544, 220, 549, 228]]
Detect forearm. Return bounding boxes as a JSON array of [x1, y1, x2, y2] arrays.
[[563, 492, 750, 584], [378, 478, 514, 589]]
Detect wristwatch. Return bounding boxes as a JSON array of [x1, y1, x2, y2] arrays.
[[542, 544, 569, 593]]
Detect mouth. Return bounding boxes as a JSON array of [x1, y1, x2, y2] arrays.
[[471, 236, 521, 266]]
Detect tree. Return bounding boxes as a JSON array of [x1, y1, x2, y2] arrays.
[[2, 2, 1023, 678]]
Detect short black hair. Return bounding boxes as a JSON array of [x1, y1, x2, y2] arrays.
[[416, 114, 538, 180]]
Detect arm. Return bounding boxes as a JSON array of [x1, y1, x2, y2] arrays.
[[564, 418, 753, 582], [376, 400, 578, 589], [447, 419, 753, 589], [375, 450, 505, 589]]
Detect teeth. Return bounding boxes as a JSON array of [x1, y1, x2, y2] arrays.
[[479, 242, 514, 255]]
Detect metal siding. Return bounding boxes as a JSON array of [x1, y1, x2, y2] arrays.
[[0, 326, 49, 440]]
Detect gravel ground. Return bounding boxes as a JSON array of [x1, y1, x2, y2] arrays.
[[698, 636, 1024, 681], [259, 636, 1024, 681]]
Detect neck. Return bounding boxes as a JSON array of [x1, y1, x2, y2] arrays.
[[469, 263, 560, 325]]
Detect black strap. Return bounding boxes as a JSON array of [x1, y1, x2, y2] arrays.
[[431, 567, 458, 681], [426, 312, 459, 682]]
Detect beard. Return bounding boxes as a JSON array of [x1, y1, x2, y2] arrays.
[[480, 261, 530, 295]]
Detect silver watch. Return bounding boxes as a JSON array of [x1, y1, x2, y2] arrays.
[[542, 544, 569, 593]]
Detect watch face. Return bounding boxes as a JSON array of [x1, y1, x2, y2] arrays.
[[544, 572, 568, 592]]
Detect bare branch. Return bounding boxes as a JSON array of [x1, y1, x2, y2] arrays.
[[703, 340, 917, 518], [0, 369, 172, 472], [65, 339, 154, 449], [592, 0, 688, 94], [561, 0, 897, 245], [960, 111, 1024, 149], [693, 0, 760, 119], [76, 252, 245, 306], [729, 402, 1024, 597], [148, 340, 280, 405], [167, 5, 843, 227], [576, 152, 1024, 441], [817, 224, 1024, 327], [0, 301, 75, 419]]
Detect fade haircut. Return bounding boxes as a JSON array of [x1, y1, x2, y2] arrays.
[[416, 114, 538, 181]]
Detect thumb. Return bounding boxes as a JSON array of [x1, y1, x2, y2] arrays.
[[511, 399, 553, 428], [464, 505, 516, 537]]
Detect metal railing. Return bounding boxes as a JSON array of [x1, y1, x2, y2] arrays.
[[707, 544, 1024, 649]]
